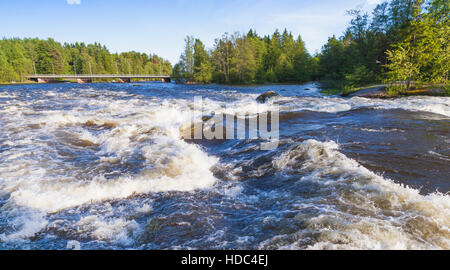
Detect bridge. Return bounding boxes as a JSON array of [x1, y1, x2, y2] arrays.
[[27, 74, 171, 83]]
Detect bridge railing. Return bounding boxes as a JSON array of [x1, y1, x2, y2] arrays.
[[27, 74, 171, 78]]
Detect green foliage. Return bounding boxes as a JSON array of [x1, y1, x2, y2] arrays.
[[2, 0, 448, 90], [318, 36, 352, 85], [175, 29, 313, 84], [342, 85, 357, 96], [0, 38, 172, 83], [171, 62, 184, 80], [316, 0, 449, 92], [193, 39, 212, 83], [385, 46, 419, 88], [443, 85, 450, 96], [174, 36, 213, 83], [386, 84, 408, 96], [383, 0, 449, 88], [345, 65, 376, 88], [320, 88, 342, 96]]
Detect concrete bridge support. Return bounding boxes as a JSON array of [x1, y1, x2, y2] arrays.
[[77, 78, 92, 83], [118, 78, 131, 83], [37, 78, 56, 83]]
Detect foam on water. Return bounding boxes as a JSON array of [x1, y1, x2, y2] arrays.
[[0, 88, 220, 242], [264, 139, 450, 249], [276, 96, 450, 117], [75, 215, 142, 246], [0, 85, 449, 249]]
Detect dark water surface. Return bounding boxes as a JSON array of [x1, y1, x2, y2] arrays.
[[0, 82, 449, 249]]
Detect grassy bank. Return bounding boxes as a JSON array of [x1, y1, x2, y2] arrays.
[[319, 80, 450, 98], [386, 84, 450, 97], [320, 88, 342, 96], [0, 81, 38, 86]]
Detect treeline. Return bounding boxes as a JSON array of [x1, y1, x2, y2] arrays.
[[0, 38, 172, 82], [1, 0, 447, 89], [173, 30, 314, 84], [173, 0, 448, 91], [318, 0, 449, 92]]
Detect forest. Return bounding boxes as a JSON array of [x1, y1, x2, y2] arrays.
[[0, 0, 448, 94], [0, 38, 172, 83], [173, 0, 449, 94], [172, 30, 313, 84]]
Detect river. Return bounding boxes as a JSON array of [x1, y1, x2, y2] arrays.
[[0, 82, 449, 249]]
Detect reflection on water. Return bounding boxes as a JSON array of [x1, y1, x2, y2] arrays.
[[0, 82, 449, 250]]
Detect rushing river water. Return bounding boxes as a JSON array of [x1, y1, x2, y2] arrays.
[[0, 82, 449, 250]]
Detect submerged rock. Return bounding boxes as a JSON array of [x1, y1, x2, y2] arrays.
[[346, 86, 388, 98], [256, 91, 280, 103]]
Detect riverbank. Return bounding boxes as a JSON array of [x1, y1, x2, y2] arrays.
[[320, 83, 450, 98], [0, 80, 75, 86], [0, 81, 38, 86]]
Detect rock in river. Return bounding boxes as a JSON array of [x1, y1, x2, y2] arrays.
[[346, 86, 388, 98], [256, 91, 280, 103]]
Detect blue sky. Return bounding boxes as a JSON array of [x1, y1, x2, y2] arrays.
[[0, 0, 383, 64]]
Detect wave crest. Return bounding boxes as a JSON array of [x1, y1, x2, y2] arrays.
[[266, 139, 450, 249]]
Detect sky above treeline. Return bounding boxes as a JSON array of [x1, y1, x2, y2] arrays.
[[0, 0, 383, 64]]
